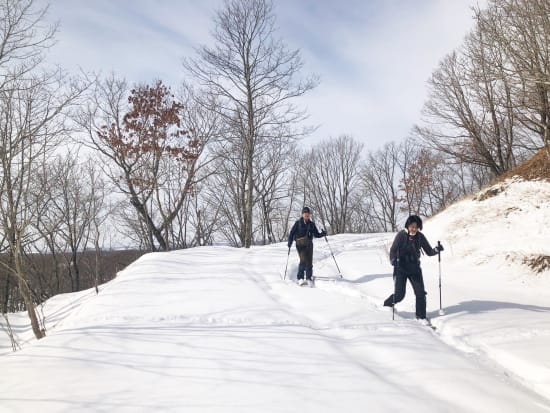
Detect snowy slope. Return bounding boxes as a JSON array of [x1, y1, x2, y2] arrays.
[[2, 215, 550, 412], [423, 178, 550, 399]]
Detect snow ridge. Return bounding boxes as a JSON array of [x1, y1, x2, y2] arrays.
[[1, 179, 550, 411]]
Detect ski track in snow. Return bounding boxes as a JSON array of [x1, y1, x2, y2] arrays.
[[1, 226, 550, 411]]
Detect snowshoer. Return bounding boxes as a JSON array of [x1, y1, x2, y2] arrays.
[[383, 215, 443, 322], [288, 207, 326, 286]]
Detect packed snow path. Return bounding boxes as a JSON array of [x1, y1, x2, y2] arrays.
[[1, 235, 550, 412]]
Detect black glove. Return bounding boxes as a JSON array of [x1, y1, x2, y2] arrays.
[[391, 257, 398, 267], [320, 229, 327, 237], [434, 243, 444, 253]]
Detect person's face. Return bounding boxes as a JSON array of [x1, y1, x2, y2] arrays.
[[302, 212, 311, 221], [407, 222, 418, 235]]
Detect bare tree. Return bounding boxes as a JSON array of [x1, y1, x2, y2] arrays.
[[82, 160, 109, 295], [347, 192, 379, 233], [416, 44, 521, 176], [181, 182, 222, 247], [476, 0, 550, 155], [280, 162, 303, 238], [184, 0, 317, 247], [393, 139, 469, 219], [33, 159, 69, 297], [0, 0, 86, 340], [301, 135, 363, 234], [0, 71, 85, 339], [417, 0, 550, 175], [34, 154, 108, 293], [0, 313, 20, 351], [360, 142, 400, 232], [0, 0, 57, 85], [254, 130, 297, 244], [398, 142, 435, 217], [167, 84, 222, 248], [202, 151, 247, 247]]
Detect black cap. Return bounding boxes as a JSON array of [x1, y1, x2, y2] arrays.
[[302, 206, 311, 214]]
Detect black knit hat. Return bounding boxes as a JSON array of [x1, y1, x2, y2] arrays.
[[405, 215, 423, 230], [302, 206, 311, 214]]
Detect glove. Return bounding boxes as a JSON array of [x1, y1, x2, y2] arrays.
[[320, 229, 327, 237], [434, 243, 444, 253], [391, 258, 398, 267]]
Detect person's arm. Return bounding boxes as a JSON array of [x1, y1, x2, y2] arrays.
[[311, 222, 326, 238], [389, 231, 404, 264], [288, 221, 298, 247], [419, 232, 439, 256]]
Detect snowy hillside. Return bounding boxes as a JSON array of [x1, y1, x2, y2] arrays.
[[1, 178, 550, 412], [421, 177, 550, 402], [426, 177, 550, 273]]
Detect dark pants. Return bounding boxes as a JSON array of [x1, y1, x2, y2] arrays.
[[296, 243, 313, 280], [384, 266, 427, 319]]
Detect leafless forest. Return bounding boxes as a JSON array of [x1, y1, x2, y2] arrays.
[[1, 0, 549, 339]]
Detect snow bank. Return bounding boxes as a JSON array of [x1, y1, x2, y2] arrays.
[[425, 177, 550, 276], [0, 240, 548, 411]]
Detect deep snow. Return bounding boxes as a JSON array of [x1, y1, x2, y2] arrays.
[[1, 178, 550, 412]]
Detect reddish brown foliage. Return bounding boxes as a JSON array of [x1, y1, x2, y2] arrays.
[[98, 80, 199, 174]]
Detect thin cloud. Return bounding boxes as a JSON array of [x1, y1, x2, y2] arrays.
[[38, 0, 485, 149]]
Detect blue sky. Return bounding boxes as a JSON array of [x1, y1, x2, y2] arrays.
[[40, 0, 485, 150]]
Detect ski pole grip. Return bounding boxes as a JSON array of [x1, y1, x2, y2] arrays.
[[437, 241, 441, 261]]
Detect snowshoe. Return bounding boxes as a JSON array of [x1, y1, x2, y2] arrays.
[[416, 317, 436, 330]]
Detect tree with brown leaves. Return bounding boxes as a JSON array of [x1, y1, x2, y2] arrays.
[[92, 79, 206, 251]]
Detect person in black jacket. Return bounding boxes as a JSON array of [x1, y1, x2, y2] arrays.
[[287, 207, 326, 286], [383, 215, 443, 321]]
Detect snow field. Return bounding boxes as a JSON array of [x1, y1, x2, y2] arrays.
[[1, 178, 550, 412]]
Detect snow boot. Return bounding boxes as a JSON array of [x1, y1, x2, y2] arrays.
[[416, 317, 436, 330]]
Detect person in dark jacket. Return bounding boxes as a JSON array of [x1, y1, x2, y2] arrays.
[[383, 215, 443, 321], [288, 207, 326, 286]]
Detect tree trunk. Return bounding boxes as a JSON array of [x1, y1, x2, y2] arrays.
[[130, 194, 167, 251], [71, 252, 80, 292], [94, 226, 101, 294], [13, 248, 44, 339], [2, 272, 10, 314], [245, 150, 254, 248]]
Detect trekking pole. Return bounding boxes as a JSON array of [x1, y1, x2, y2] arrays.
[[283, 247, 291, 280], [324, 235, 343, 279], [392, 257, 398, 321], [438, 241, 444, 316], [392, 272, 396, 321]]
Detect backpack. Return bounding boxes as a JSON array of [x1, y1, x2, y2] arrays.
[[294, 220, 312, 247]]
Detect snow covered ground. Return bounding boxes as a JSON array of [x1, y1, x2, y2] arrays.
[[1, 178, 550, 412]]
